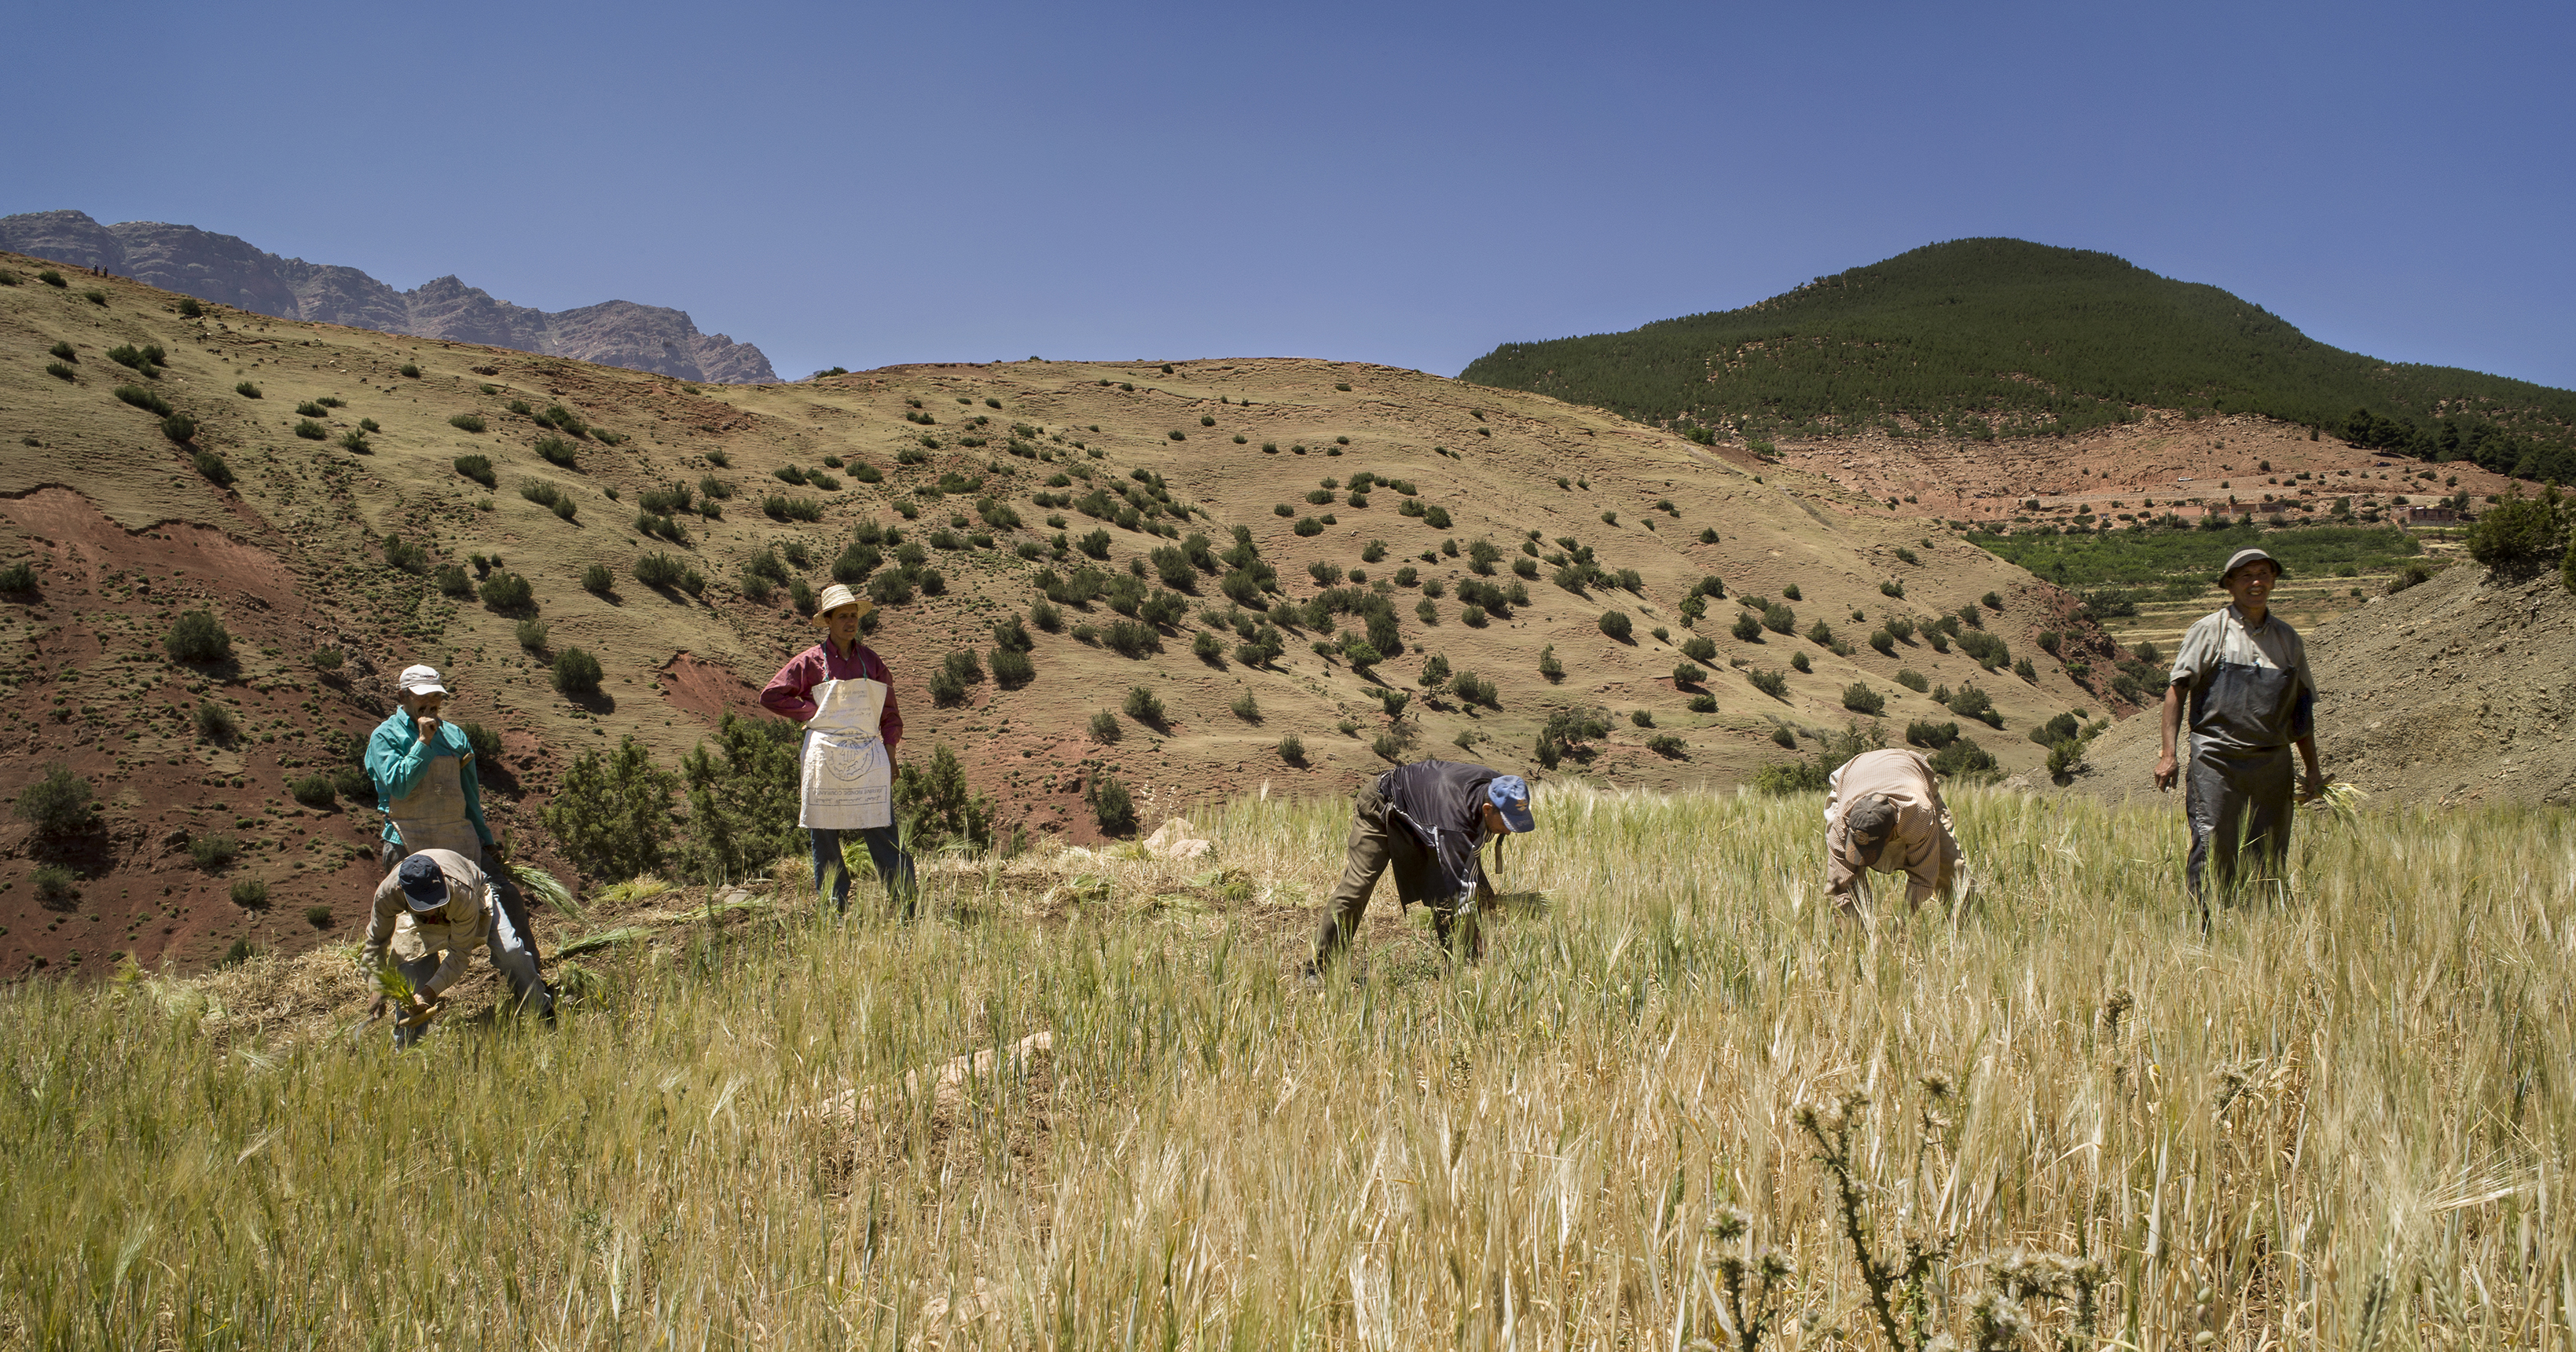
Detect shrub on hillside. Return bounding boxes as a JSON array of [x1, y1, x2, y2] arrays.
[[2465, 490, 2566, 573], [552, 647, 604, 697], [165, 609, 232, 663], [1841, 683, 1886, 716], [0, 562, 35, 592], [192, 449, 233, 486], [543, 735, 675, 881], [516, 618, 549, 651], [1598, 610, 1632, 642], [117, 385, 174, 416], [289, 774, 336, 808], [434, 564, 475, 599], [454, 453, 496, 486], [193, 702, 237, 742], [13, 763, 97, 838], [34, 866, 78, 911], [1087, 773, 1137, 836], [633, 552, 687, 589], [337, 430, 371, 454], [989, 646, 1035, 688], [1747, 668, 1788, 699], [479, 571, 534, 612], [680, 713, 800, 885], [189, 831, 239, 870]]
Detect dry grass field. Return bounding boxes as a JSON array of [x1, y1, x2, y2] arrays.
[[3, 784, 2570, 1349]]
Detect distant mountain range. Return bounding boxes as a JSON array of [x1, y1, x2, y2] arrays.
[[0, 208, 776, 384], [1461, 238, 2576, 484]]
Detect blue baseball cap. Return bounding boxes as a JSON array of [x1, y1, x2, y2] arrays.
[[397, 853, 450, 911], [1486, 775, 1535, 833]]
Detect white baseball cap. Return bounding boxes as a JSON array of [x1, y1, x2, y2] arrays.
[[395, 664, 448, 695]]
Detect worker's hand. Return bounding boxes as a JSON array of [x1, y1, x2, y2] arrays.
[[416, 713, 442, 746], [2153, 752, 2178, 792], [2299, 770, 2326, 803]]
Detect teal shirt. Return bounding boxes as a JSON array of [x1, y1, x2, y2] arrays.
[[363, 709, 493, 849]]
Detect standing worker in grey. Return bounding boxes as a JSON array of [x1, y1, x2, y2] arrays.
[[2154, 547, 2325, 918], [365, 664, 541, 960]]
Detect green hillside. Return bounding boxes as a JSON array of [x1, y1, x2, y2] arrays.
[[1460, 238, 2576, 482]]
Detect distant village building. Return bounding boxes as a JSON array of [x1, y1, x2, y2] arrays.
[[2406, 505, 2462, 526]]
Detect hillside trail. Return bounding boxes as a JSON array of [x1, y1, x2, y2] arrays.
[[2051, 561, 2576, 808]]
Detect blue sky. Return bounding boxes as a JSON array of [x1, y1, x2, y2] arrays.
[[9, 1, 2570, 389]]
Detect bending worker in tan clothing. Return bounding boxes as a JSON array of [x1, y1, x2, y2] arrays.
[[1822, 746, 1965, 914], [363, 849, 552, 1049]]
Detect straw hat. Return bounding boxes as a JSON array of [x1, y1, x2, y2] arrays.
[[810, 583, 875, 625]]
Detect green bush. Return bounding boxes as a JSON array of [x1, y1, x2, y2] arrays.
[[1840, 683, 1886, 715], [516, 617, 549, 651], [1929, 736, 1998, 776], [193, 701, 237, 742], [0, 562, 34, 592], [116, 385, 174, 417], [479, 570, 534, 611], [1747, 668, 1788, 698], [289, 774, 336, 808], [1087, 773, 1137, 835], [192, 449, 233, 485], [680, 713, 802, 885], [295, 400, 326, 417], [553, 647, 604, 696], [14, 763, 97, 837], [453, 453, 496, 487], [46, 361, 75, 381], [633, 552, 687, 589], [1087, 710, 1121, 743], [381, 535, 428, 573], [1672, 661, 1706, 687], [233, 380, 260, 398], [2465, 490, 2566, 573], [189, 831, 239, 870], [1123, 685, 1165, 726], [535, 435, 578, 468], [544, 735, 676, 881], [292, 418, 326, 440], [166, 608, 232, 663], [1896, 668, 1929, 692], [37, 269, 65, 287], [1276, 733, 1305, 764], [990, 646, 1035, 687], [1598, 610, 1633, 641], [229, 878, 270, 908], [434, 563, 475, 598], [335, 429, 371, 454], [34, 867, 78, 911], [1947, 683, 2001, 727], [581, 562, 615, 597]]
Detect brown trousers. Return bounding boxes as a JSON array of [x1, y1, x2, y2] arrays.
[[1311, 781, 1485, 968]]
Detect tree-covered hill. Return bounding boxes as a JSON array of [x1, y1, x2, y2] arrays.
[[1460, 238, 2576, 482]]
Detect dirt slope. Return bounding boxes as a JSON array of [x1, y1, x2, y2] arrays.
[[2053, 561, 2576, 808], [0, 256, 2119, 976]]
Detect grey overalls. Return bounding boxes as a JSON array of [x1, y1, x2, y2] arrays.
[[2182, 658, 2305, 905]]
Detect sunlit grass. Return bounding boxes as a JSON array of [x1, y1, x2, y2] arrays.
[[2, 787, 2570, 1347]]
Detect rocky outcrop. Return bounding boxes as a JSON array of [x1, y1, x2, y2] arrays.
[[0, 209, 777, 383]]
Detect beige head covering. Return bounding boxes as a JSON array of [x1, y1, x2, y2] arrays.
[[810, 582, 875, 626]]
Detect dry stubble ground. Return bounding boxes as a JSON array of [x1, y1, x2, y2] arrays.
[[2, 784, 2570, 1350]]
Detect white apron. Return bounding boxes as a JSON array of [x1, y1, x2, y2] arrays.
[[389, 745, 483, 857], [799, 677, 893, 830]]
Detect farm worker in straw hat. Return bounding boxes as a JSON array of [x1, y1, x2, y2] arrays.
[[364, 664, 541, 962], [362, 848, 551, 1048], [761, 583, 915, 914], [2156, 546, 2325, 918], [1822, 746, 1965, 915], [1308, 760, 1535, 978]]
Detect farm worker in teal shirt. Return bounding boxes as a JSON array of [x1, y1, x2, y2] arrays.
[[362, 664, 540, 962]]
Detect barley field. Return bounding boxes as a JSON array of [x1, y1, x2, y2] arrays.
[[2, 787, 2571, 1349]]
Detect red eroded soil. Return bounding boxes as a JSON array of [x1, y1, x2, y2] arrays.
[[658, 652, 768, 725]]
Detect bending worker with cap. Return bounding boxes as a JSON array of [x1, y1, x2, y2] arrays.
[[365, 664, 540, 961], [2156, 546, 2323, 914], [1823, 746, 1966, 914], [761, 583, 914, 914], [364, 849, 552, 1048], [1309, 760, 1535, 976]]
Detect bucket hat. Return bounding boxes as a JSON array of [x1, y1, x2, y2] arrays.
[[2217, 548, 2283, 584]]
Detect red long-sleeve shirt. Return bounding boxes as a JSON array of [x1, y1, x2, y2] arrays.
[[761, 641, 903, 748]]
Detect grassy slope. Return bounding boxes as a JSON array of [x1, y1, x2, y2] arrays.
[[1459, 237, 2576, 472], [0, 256, 2112, 973], [2, 786, 2568, 1345]]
